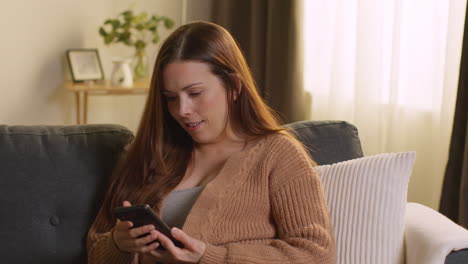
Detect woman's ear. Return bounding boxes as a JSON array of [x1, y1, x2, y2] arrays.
[[229, 74, 242, 101]]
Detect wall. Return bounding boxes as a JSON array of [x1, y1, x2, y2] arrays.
[[0, 0, 456, 213], [0, 0, 212, 131], [186, 0, 213, 22]]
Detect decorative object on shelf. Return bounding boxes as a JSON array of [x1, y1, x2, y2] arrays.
[[66, 49, 105, 82], [110, 58, 133, 87], [98, 9, 174, 81]]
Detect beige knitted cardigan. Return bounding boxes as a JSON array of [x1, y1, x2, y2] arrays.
[[87, 133, 336, 264]]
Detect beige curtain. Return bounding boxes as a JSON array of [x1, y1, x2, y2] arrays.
[[303, 0, 466, 210], [213, 0, 310, 124]]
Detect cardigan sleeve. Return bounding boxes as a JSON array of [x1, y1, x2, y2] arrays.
[[87, 225, 138, 264], [199, 135, 336, 264]]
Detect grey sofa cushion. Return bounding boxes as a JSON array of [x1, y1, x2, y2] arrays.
[[285, 120, 364, 165], [446, 249, 468, 264], [1, 122, 465, 263], [0, 125, 133, 264]]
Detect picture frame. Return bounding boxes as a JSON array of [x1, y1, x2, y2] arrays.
[[66, 49, 105, 82]]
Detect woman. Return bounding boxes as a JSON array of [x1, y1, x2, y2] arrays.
[[87, 21, 336, 264]]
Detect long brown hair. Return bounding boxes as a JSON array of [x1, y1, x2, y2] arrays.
[[91, 21, 285, 233]]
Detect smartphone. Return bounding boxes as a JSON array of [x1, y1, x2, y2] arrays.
[[113, 204, 184, 248]]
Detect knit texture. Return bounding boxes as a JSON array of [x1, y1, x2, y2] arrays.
[[87, 133, 336, 263], [87, 228, 136, 263], [316, 152, 415, 264]]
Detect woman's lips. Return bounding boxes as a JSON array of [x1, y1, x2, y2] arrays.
[[185, 121, 204, 132]]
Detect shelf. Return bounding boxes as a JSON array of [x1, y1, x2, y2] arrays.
[[64, 80, 150, 95], [64, 80, 151, 124]]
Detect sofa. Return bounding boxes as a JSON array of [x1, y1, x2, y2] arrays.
[[0, 120, 467, 263]]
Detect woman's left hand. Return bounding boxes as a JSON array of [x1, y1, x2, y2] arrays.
[[139, 227, 206, 264]]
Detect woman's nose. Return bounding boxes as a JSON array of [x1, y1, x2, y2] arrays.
[[177, 98, 192, 117]]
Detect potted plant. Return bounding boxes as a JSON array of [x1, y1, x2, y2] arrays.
[[99, 9, 174, 81]]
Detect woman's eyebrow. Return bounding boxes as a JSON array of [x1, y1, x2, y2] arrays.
[[162, 82, 203, 93]]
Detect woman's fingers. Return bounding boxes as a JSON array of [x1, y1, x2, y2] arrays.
[[170, 228, 192, 249], [135, 230, 159, 247], [115, 220, 133, 230], [128, 224, 155, 238], [113, 200, 205, 261], [140, 240, 160, 253], [116, 228, 159, 252], [144, 229, 206, 263], [155, 229, 180, 255]]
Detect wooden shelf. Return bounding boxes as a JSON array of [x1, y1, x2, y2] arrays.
[[64, 80, 151, 124], [64, 80, 150, 95]]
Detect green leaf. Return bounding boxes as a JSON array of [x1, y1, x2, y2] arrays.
[[164, 18, 174, 29], [112, 19, 121, 29], [135, 24, 144, 31], [135, 40, 146, 50], [104, 34, 114, 44], [121, 10, 133, 17], [99, 27, 107, 37], [117, 31, 128, 41], [122, 21, 131, 30], [121, 10, 134, 22], [146, 19, 157, 28], [144, 20, 153, 28]]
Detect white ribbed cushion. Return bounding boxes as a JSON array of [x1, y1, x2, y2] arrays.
[[316, 152, 416, 264]]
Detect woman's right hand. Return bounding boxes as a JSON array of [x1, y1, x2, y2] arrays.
[[112, 201, 161, 253]]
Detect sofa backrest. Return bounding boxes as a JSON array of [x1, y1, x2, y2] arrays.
[[0, 125, 133, 264], [0, 121, 363, 263], [285, 120, 364, 165]]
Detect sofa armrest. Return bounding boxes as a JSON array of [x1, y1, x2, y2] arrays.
[[405, 203, 468, 264]]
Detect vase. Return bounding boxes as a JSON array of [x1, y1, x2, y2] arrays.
[[133, 48, 149, 81], [110, 58, 133, 88]]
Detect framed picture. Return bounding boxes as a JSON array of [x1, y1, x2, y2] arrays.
[[66, 49, 105, 82]]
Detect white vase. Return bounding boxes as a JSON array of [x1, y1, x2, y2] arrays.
[[110, 58, 133, 88]]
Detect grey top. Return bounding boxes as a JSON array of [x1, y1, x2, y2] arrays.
[[161, 186, 205, 229]]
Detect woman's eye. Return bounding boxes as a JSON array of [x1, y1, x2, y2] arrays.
[[190, 92, 201, 97], [165, 96, 177, 101]]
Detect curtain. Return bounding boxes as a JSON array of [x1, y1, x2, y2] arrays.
[[212, 0, 310, 123], [303, 0, 466, 210], [439, 0, 468, 227]]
